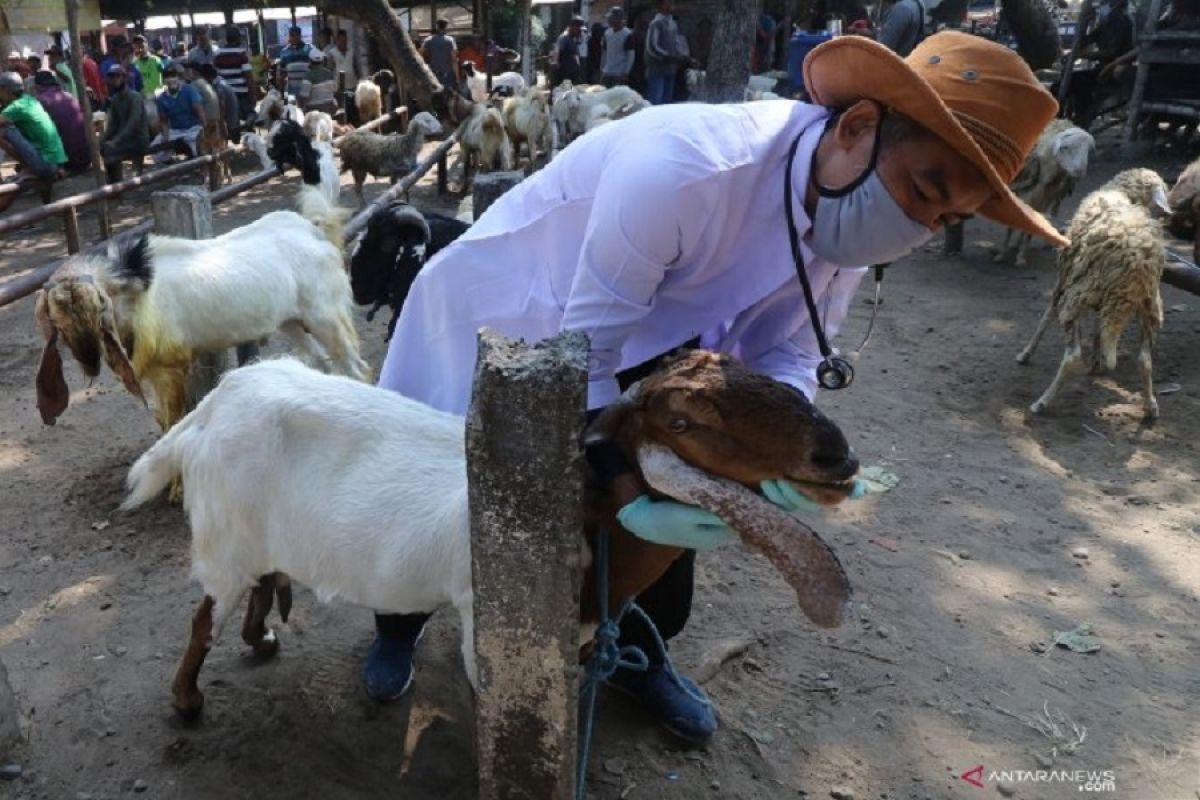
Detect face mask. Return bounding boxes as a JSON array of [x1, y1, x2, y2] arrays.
[[805, 122, 934, 266], [165, 78, 180, 91]]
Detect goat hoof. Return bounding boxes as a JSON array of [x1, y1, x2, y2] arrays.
[[1014, 257, 1028, 267], [1015, 351, 1031, 365], [1028, 401, 1046, 415], [992, 252, 1007, 264], [173, 690, 205, 720], [1143, 400, 1159, 421], [252, 629, 280, 659]]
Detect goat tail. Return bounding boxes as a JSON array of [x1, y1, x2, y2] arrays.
[[120, 410, 199, 510], [297, 184, 349, 247]]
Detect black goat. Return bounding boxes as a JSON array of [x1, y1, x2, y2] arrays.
[[266, 119, 321, 185], [349, 202, 471, 340]]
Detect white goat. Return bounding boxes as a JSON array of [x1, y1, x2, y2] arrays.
[[240, 132, 272, 172], [686, 70, 777, 102], [453, 100, 513, 188], [303, 110, 335, 143], [462, 62, 527, 103], [997, 119, 1095, 265], [552, 85, 648, 143], [502, 89, 552, 164], [1016, 168, 1171, 419], [255, 89, 304, 131], [354, 79, 382, 123], [34, 186, 365, 434]]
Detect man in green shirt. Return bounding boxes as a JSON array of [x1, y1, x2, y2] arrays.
[[132, 35, 164, 97], [0, 72, 67, 211]]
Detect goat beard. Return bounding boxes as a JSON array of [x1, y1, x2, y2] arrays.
[[635, 443, 853, 629]]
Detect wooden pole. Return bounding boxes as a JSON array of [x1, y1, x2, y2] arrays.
[[467, 328, 587, 800], [65, 0, 112, 240], [1121, 0, 1166, 151], [63, 208, 81, 254], [1163, 258, 1200, 296], [1055, 0, 1091, 114], [151, 187, 228, 407]]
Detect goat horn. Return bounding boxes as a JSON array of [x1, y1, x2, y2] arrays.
[[635, 442, 853, 629]]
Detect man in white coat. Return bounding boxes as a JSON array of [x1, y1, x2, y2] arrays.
[[364, 33, 1067, 743]]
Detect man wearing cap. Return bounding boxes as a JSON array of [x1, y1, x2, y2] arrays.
[[601, 8, 636, 87], [300, 49, 337, 112], [278, 26, 314, 100], [421, 19, 459, 91], [100, 38, 142, 95], [101, 62, 148, 182], [0, 71, 67, 212], [362, 33, 1067, 744], [151, 63, 205, 163], [555, 16, 587, 84], [43, 45, 78, 98]]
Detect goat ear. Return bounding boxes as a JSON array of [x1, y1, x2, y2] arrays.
[[97, 305, 146, 406], [34, 290, 70, 425]]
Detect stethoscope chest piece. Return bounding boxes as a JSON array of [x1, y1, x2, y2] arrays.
[[817, 356, 855, 390]]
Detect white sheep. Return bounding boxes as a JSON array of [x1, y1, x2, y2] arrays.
[[686, 70, 777, 102], [502, 89, 552, 164], [1016, 168, 1172, 419], [119, 350, 861, 718], [354, 79, 382, 123], [337, 111, 443, 206], [303, 110, 335, 143], [996, 118, 1095, 265], [34, 185, 366, 434]]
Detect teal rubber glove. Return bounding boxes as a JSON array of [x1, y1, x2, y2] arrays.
[[760, 478, 867, 513], [615, 495, 738, 551]]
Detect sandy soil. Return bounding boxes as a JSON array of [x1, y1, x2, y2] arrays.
[[0, 138, 1198, 800]]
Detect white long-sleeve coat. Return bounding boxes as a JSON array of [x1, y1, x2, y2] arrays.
[[377, 100, 867, 413]]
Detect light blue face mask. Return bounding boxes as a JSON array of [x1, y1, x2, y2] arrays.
[[804, 121, 935, 268]]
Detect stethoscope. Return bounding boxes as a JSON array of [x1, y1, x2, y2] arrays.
[[783, 132, 888, 391]]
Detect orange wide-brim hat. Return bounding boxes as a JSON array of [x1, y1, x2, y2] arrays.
[[804, 31, 1069, 247]]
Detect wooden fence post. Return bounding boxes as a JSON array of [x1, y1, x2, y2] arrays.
[[0, 657, 19, 762], [472, 171, 524, 221], [467, 328, 588, 800], [151, 187, 228, 408]]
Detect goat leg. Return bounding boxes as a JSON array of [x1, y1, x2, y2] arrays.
[[1016, 297, 1058, 365], [172, 595, 215, 720], [1138, 317, 1158, 420], [241, 574, 280, 658], [274, 573, 293, 622]]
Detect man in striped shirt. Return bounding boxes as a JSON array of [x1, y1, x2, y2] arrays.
[[214, 29, 255, 121]]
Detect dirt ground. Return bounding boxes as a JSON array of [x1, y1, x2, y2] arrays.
[[1, 134, 1198, 800]]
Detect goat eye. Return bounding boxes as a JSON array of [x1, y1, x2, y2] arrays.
[[669, 418, 688, 433]]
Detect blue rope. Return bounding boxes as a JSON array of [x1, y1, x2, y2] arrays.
[[575, 528, 710, 800]]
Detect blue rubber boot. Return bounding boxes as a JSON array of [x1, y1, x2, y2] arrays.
[[607, 664, 718, 744], [363, 627, 423, 702]]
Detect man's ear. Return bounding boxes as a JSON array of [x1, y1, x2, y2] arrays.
[[832, 99, 884, 152]]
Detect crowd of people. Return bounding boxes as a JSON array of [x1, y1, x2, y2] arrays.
[[0, 23, 366, 212]]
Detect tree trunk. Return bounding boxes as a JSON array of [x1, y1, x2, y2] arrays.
[[316, 0, 442, 108], [702, 0, 763, 103], [1000, 0, 1061, 71]]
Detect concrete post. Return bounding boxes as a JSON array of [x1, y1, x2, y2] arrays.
[[472, 171, 524, 221], [467, 328, 588, 800], [151, 187, 229, 408], [0, 657, 19, 761]]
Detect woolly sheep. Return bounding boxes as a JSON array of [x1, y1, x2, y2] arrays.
[[1016, 168, 1172, 419], [120, 350, 860, 718], [338, 111, 444, 206], [552, 85, 648, 144], [996, 119, 1095, 265], [446, 95, 512, 189], [34, 183, 365, 434]]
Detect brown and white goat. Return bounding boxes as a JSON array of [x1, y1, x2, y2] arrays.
[[120, 350, 858, 718]]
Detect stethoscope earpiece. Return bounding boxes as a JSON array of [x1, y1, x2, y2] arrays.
[[817, 356, 854, 391]]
